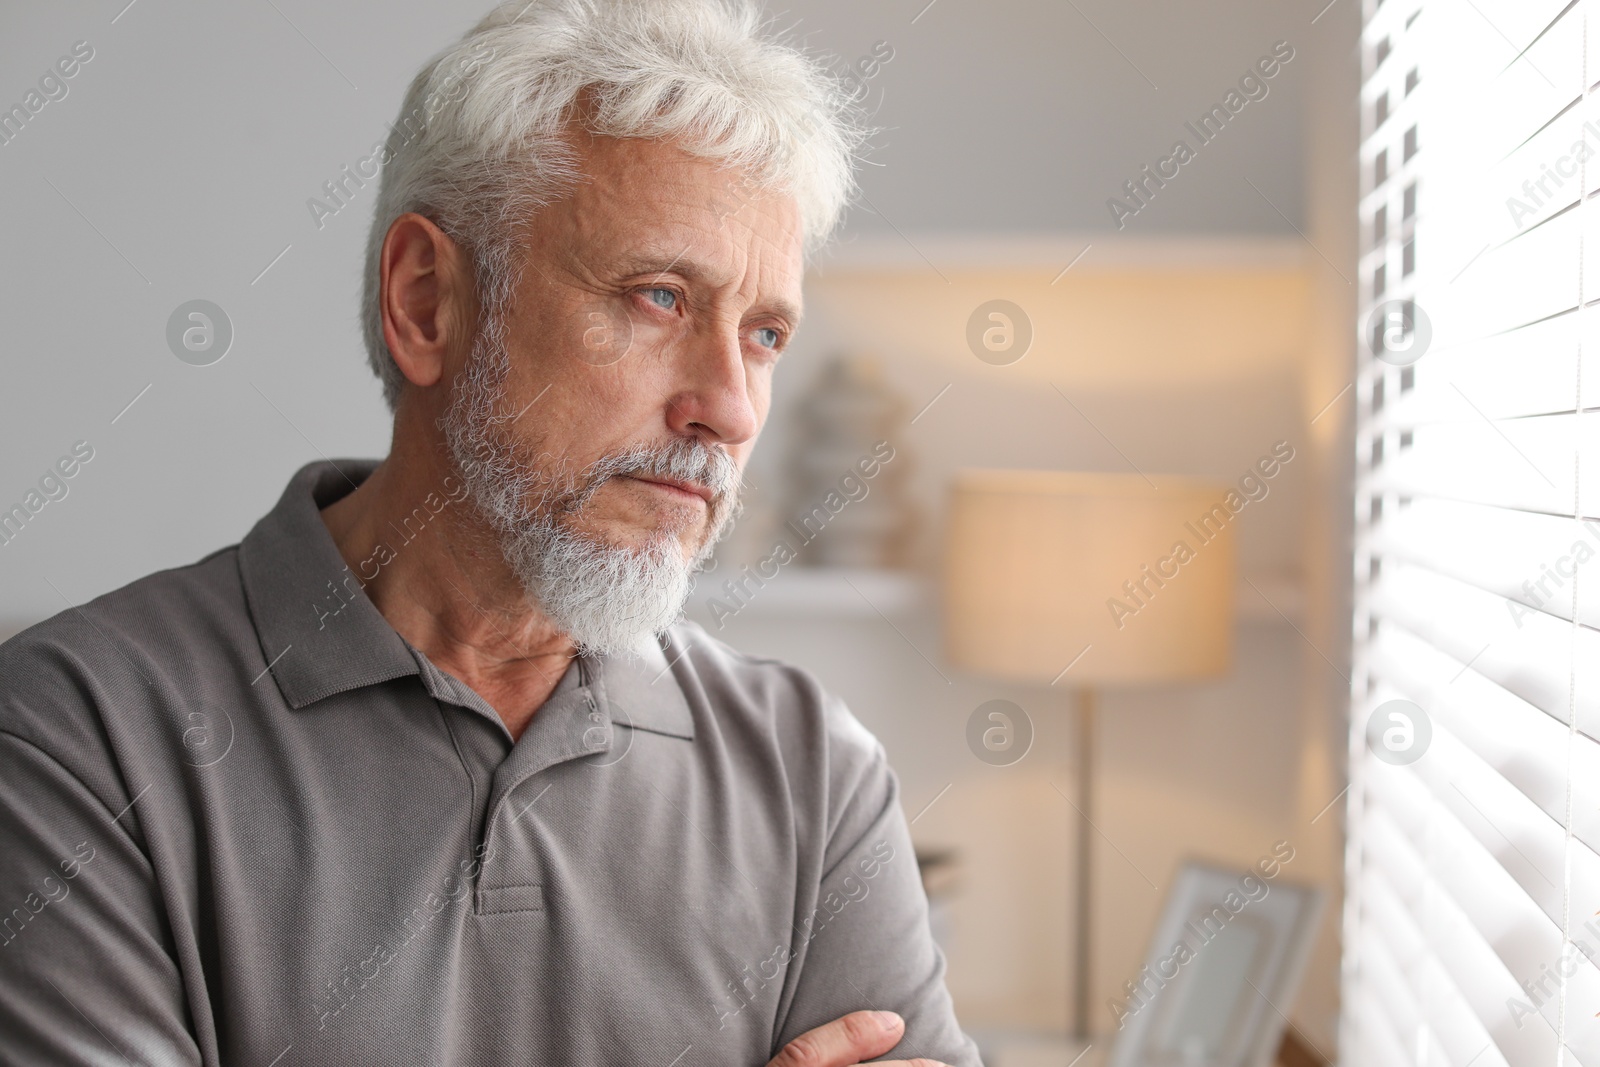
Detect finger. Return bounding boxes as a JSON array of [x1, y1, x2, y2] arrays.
[[766, 1010, 905, 1067]]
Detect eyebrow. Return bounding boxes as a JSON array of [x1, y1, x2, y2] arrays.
[[619, 252, 804, 327]]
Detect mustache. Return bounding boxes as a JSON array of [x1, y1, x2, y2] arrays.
[[561, 437, 740, 513]]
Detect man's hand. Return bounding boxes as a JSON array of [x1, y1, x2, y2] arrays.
[[764, 1010, 952, 1067]]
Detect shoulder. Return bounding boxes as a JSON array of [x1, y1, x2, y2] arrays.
[[665, 618, 884, 757], [662, 619, 892, 834], [663, 624, 910, 893], [0, 545, 246, 773]]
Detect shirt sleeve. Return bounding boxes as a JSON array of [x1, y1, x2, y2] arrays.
[[0, 730, 201, 1066], [769, 696, 984, 1067]]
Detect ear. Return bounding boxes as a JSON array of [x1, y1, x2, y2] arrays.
[[379, 213, 476, 392]]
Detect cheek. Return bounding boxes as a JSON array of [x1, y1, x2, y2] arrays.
[[508, 272, 641, 376], [746, 366, 776, 424], [575, 299, 650, 369]]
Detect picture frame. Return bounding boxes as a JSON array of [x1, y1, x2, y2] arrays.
[[1105, 858, 1325, 1067]]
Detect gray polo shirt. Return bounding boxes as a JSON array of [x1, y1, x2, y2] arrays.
[[0, 459, 980, 1067]]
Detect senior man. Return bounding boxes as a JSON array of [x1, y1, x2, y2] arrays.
[[0, 1, 980, 1065]]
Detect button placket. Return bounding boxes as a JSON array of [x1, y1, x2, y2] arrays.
[[473, 658, 613, 916], [581, 688, 605, 750], [476, 772, 553, 915]]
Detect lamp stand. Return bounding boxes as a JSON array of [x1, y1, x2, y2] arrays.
[[1072, 686, 1096, 1041]]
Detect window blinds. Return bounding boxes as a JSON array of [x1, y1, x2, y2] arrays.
[[1346, 1, 1600, 1064]]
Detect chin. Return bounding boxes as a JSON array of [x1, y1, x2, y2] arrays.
[[576, 512, 706, 557]]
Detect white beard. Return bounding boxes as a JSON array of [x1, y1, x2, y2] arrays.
[[440, 310, 742, 656]]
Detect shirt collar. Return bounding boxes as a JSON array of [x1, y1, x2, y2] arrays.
[[237, 459, 694, 742]]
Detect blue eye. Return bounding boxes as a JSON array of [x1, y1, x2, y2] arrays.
[[753, 327, 781, 349], [644, 287, 677, 310]]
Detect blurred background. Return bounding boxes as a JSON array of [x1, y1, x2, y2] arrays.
[[0, 0, 1361, 1063]]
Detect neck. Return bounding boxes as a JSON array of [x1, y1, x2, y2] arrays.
[[318, 420, 577, 741]]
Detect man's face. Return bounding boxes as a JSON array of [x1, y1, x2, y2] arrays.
[[498, 129, 799, 552], [438, 128, 805, 651]]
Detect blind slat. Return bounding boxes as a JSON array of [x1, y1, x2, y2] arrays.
[[1366, 765, 1564, 982], [1369, 622, 1600, 853], [1370, 498, 1597, 627], [1368, 411, 1580, 513], [1359, 865, 1511, 1067], [1369, 561, 1585, 722], [1431, 210, 1582, 338], [1364, 803, 1561, 1063], [1376, 313, 1582, 427]]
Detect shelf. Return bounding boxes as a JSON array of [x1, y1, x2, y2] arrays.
[[688, 566, 929, 622], [689, 568, 1305, 624]]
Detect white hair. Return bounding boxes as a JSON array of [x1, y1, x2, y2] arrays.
[[360, 0, 870, 410]]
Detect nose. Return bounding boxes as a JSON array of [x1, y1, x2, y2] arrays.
[[664, 318, 762, 446]]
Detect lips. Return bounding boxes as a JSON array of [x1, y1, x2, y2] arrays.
[[628, 475, 711, 504]]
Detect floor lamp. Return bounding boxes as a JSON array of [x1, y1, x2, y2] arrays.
[[941, 470, 1237, 1040]]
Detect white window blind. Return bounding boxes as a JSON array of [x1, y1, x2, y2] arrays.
[[1346, 0, 1600, 1064]]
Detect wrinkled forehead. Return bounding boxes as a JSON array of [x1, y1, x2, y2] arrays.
[[542, 129, 806, 310]]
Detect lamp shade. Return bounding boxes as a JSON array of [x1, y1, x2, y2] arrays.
[[942, 470, 1236, 686]]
